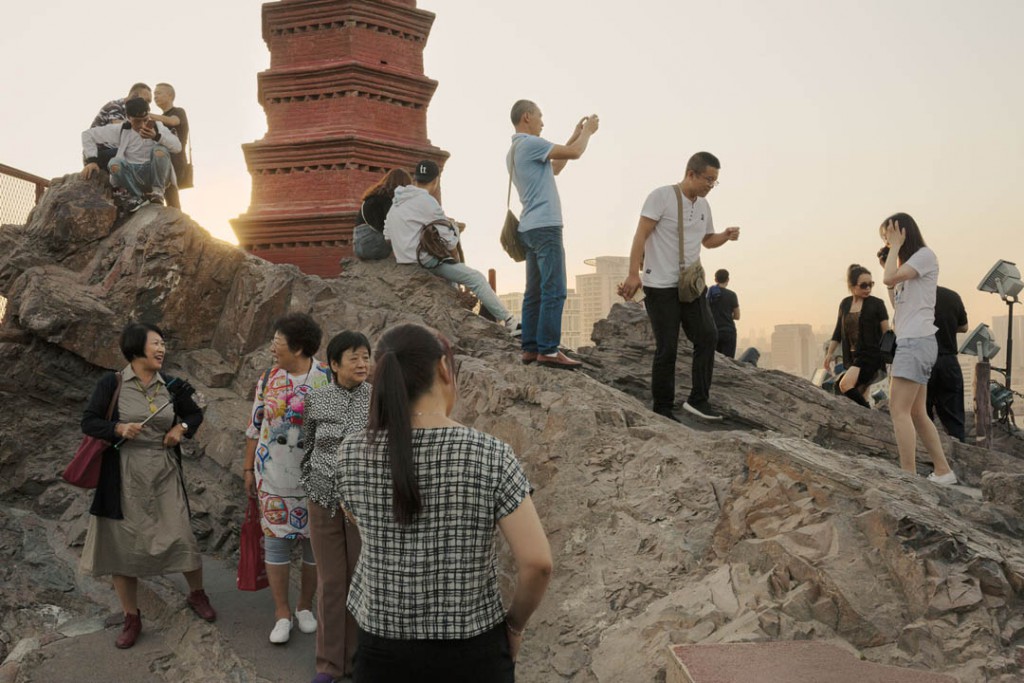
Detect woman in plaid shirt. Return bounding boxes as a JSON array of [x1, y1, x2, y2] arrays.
[[337, 323, 552, 681]]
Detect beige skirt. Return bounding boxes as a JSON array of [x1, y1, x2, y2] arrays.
[[80, 438, 201, 578]]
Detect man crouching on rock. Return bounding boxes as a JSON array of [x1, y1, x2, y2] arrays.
[[81, 96, 180, 213]]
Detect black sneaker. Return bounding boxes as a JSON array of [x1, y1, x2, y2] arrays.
[[683, 400, 724, 421], [654, 409, 682, 423], [125, 196, 150, 213]]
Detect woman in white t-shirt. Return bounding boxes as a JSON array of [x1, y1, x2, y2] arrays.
[[880, 213, 956, 485]]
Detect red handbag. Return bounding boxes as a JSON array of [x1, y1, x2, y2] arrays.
[[237, 497, 270, 591], [63, 373, 122, 489]]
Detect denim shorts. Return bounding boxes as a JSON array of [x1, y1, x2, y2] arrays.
[[891, 335, 937, 385], [264, 536, 315, 566]]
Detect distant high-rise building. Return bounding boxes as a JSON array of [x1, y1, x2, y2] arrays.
[[499, 289, 584, 351], [576, 257, 633, 345], [957, 352, 978, 411], [771, 324, 816, 379]]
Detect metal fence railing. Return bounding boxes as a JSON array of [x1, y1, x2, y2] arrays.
[[0, 163, 50, 323]]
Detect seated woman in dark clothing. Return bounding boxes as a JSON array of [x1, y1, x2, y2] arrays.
[[354, 169, 413, 260], [823, 264, 890, 407]]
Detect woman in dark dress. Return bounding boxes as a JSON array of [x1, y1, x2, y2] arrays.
[[354, 169, 412, 260], [823, 264, 890, 407]]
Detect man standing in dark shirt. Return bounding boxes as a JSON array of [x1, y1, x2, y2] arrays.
[[151, 83, 189, 208], [708, 269, 740, 358], [929, 286, 969, 442]]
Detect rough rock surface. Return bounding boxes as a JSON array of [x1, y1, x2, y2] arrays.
[[1, 175, 1022, 682]]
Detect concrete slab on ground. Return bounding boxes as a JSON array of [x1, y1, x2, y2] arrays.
[[666, 641, 959, 683]]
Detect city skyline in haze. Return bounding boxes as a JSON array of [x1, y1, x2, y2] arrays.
[[2, 0, 1021, 339]]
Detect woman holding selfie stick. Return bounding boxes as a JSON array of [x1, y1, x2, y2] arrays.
[[79, 322, 214, 649]]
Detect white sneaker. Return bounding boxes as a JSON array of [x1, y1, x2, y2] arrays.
[[269, 617, 292, 644], [504, 315, 522, 338], [295, 609, 318, 634], [927, 470, 958, 486]]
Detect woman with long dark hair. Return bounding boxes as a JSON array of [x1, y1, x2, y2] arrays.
[[337, 324, 552, 681], [823, 264, 890, 407], [302, 331, 372, 683], [354, 168, 413, 260], [880, 213, 956, 484]]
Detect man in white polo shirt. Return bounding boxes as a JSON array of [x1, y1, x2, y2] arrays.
[[618, 152, 740, 421]]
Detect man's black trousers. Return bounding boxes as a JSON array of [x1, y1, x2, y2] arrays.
[[644, 286, 717, 413], [927, 353, 966, 442]]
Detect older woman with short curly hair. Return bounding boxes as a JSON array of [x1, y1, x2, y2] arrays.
[[243, 313, 331, 644]]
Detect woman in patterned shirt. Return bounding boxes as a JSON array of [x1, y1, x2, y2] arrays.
[[302, 331, 372, 683], [337, 323, 552, 682], [243, 313, 331, 644]]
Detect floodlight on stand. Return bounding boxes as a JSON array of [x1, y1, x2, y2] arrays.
[[958, 324, 1001, 360], [990, 382, 1014, 413], [978, 260, 1023, 301]]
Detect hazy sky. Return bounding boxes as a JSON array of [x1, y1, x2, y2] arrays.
[[2, 0, 1022, 343]]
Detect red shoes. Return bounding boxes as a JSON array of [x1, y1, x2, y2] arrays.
[[187, 589, 217, 622], [115, 610, 142, 649]]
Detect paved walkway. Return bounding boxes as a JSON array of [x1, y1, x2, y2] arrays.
[[15, 555, 322, 683]]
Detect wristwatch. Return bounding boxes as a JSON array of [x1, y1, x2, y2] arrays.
[[180, 422, 189, 433]]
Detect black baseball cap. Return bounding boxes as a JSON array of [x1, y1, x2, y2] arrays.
[[413, 160, 440, 182], [125, 97, 150, 118]]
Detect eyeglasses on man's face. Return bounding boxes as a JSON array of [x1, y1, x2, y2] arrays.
[[701, 174, 719, 187]]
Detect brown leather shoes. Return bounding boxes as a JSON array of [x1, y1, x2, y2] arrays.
[[187, 589, 217, 622], [536, 351, 582, 370], [115, 610, 142, 649], [521, 351, 538, 365]]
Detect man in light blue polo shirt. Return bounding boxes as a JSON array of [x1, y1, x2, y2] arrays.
[[507, 99, 599, 369]]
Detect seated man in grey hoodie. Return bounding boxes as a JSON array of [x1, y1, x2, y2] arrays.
[[81, 97, 181, 212], [384, 160, 520, 335]]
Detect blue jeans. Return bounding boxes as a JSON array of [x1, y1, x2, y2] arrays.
[[420, 257, 510, 322], [109, 145, 173, 198], [519, 226, 566, 355]]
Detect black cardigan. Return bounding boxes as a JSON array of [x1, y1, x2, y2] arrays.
[[360, 194, 393, 232], [81, 371, 203, 519], [830, 295, 889, 366]]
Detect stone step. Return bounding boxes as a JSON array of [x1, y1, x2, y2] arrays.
[[667, 642, 958, 683]]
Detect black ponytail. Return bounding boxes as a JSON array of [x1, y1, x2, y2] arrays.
[[367, 323, 450, 525]]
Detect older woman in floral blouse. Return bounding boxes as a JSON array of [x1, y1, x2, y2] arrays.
[[301, 331, 372, 683], [244, 313, 331, 645]]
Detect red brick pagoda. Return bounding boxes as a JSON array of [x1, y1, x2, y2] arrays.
[[232, 0, 449, 276]]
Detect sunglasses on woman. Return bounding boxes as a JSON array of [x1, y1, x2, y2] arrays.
[[857, 282, 875, 290]]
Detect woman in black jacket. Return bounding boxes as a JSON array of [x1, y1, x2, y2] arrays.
[[824, 264, 890, 407], [353, 168, 413, 260], [79, 322, 215, 649]]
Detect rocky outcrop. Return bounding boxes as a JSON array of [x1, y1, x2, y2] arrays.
[[1, 174, 1022, 681]]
